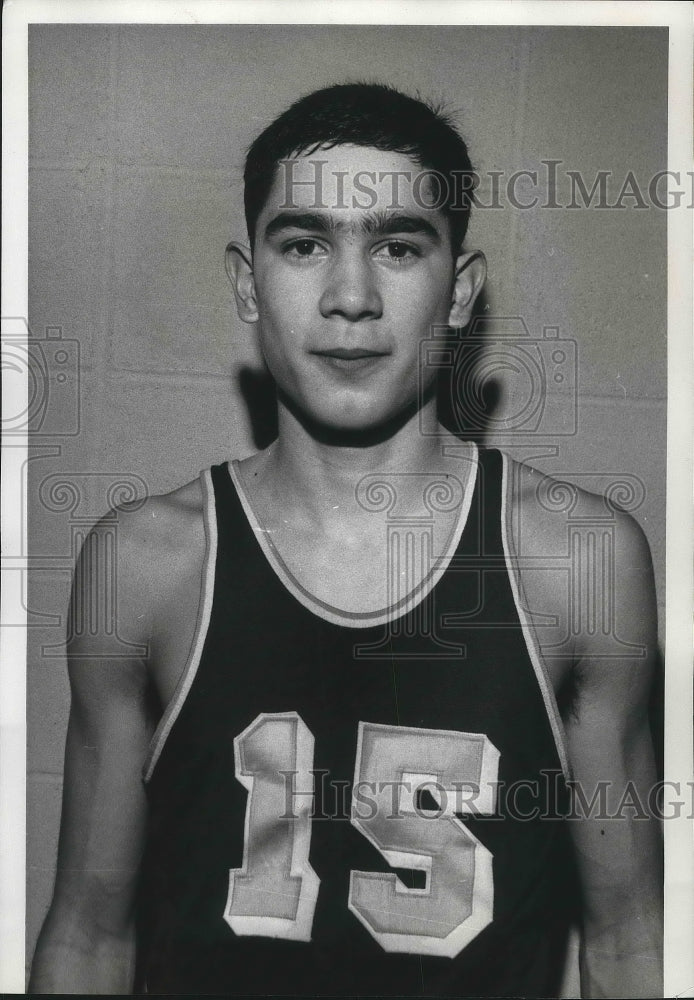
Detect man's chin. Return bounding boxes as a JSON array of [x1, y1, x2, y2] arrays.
[[284, 398, 424, 448]]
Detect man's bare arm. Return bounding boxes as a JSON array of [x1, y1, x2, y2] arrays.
[[564, 507, 662, 998], [514, 461, 662, 997], [28, 509, 156, 993], [29, 482, 205, 994]]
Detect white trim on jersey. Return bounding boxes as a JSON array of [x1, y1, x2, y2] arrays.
[[142, 467, 218, 784], [226, 443, 479, 630], [500, 452, 572, 782]]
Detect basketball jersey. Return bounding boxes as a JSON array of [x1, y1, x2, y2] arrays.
[[136, 446, 578, 997]]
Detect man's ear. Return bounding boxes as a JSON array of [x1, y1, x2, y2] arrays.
[[448, 250, 487, 329], [225, 241, 259, 323]]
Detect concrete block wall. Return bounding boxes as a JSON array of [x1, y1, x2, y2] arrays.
[[26, 24, 667, 984]]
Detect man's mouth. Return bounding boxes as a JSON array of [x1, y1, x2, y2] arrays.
[[310, 347, 390, 372], [312, 348, 388, 360]]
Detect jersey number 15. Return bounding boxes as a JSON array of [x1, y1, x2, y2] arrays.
[[224, 712, 499, 958]]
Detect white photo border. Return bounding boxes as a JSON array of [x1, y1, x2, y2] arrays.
[[2, 1, 692, 994]]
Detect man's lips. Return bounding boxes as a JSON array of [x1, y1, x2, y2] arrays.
[[310, 347, 390, 373], [311, 347, 389, 360]]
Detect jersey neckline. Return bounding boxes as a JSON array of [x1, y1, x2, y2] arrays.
[[226, 443, 479, 629]]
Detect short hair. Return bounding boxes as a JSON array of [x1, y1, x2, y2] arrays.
[[244, 82, 475, 252]]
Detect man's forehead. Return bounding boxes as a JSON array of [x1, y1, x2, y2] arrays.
[[281, 143, 422, 177], [262, 143, 445, 218]]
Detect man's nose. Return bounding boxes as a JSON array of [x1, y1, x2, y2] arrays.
[[318, 251, 383, 321]]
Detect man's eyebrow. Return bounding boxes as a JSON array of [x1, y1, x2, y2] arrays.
[[264, 212, 337, 238], [361, 211, 442, 242]]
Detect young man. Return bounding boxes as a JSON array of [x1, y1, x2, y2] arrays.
[[30, 84, 662, 996]]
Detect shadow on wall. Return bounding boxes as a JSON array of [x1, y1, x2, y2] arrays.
[[238, 365, 278, 450]]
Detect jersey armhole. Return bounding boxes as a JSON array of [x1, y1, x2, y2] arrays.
[[142, 467, 218, 784], [500, 453, 572, 782]]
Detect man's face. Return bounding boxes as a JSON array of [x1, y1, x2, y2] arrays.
[[246, 145, 466, 434]]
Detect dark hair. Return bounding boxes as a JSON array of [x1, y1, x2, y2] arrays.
[[244, 82, 475, 252]]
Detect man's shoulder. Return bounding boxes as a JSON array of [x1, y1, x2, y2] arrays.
[[502, 451, 655, 667], [504, 453, 647, 556], [71, 472, 212, 660], [107, 472, 206, 557], [84, 472, 209, 619]]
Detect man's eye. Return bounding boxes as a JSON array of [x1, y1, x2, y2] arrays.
[[375, 241, 420, 262], [285, 238, 324, 258]]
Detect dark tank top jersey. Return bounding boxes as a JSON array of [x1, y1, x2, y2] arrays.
[[137, 447, 578, 997]]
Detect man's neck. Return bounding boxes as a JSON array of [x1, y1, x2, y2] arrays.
[[243, 400, 470, 534]]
